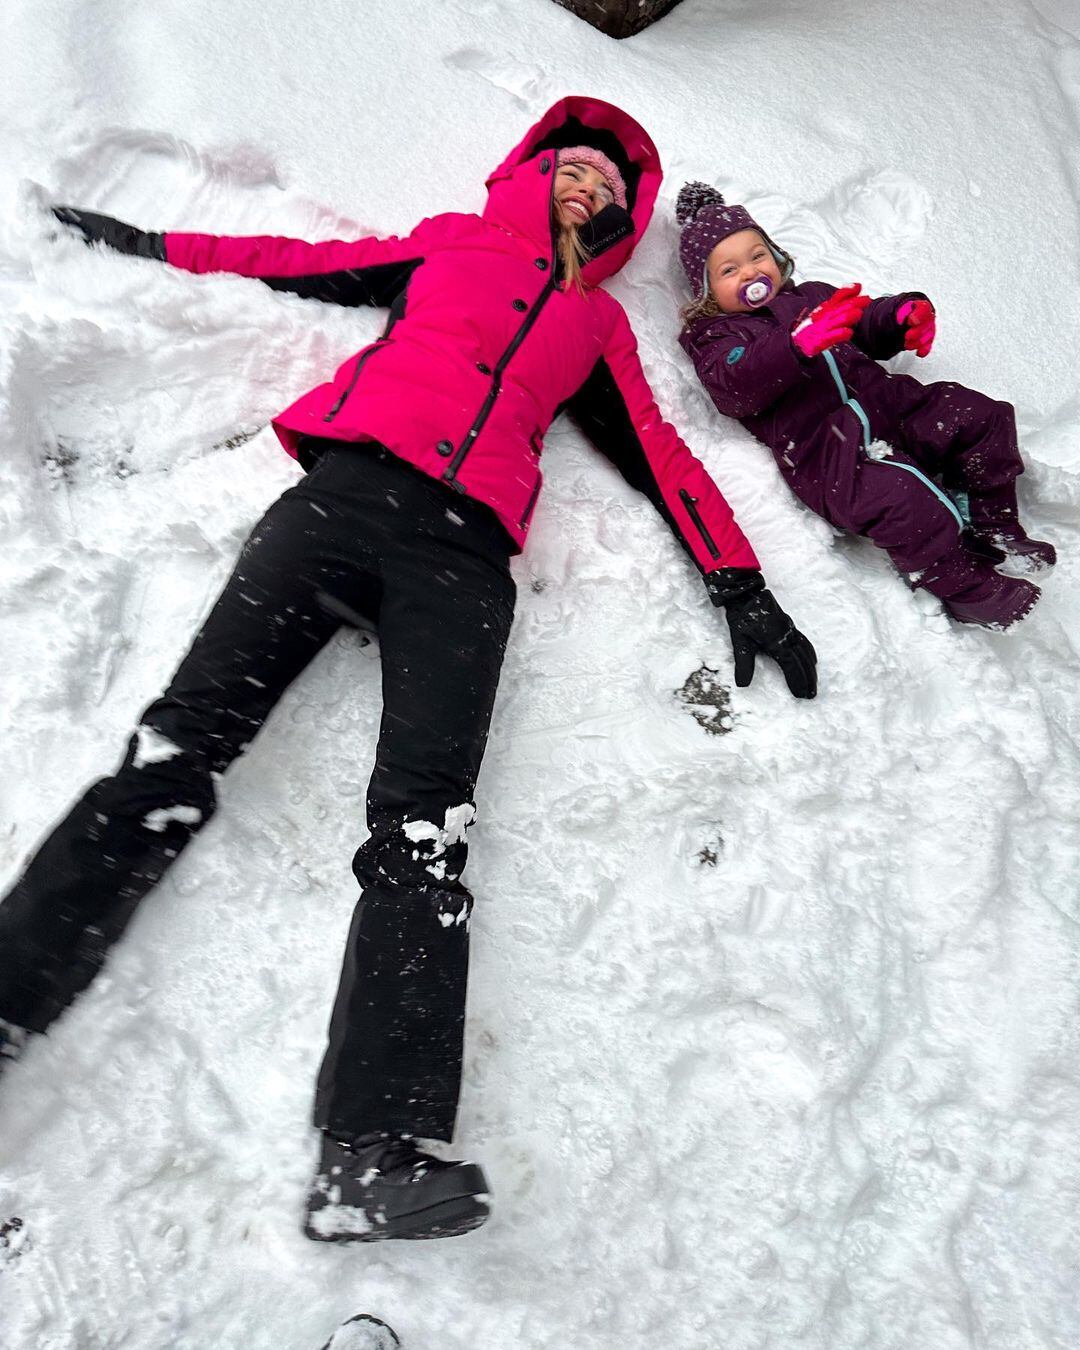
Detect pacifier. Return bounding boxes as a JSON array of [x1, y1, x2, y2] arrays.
[[739, 275, 773, 308]]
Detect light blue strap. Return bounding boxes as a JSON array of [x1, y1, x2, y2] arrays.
[[820, 350, 963, 528], [878, 460, 965, 528], [847, 397, 873, 450], [821, 349, 871, 450]]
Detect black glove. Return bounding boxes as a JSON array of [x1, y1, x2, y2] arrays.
[[705, 568, 817, 699], [52, 206, 167, 261]]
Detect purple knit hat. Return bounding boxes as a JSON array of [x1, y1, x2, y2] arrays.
[[557, 145, 628, 210], [676, 182, 794, 299]]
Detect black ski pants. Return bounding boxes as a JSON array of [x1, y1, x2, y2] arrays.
[[0, 440, 516, 1142]]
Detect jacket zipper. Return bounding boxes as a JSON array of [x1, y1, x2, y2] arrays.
[[679, 489, 721, 559], [323, 340, 390, 422], [444, 276, 558, 486], [444, 165, 561, 488], [443, 166, 635, 490], [518, 474, 542, 530]]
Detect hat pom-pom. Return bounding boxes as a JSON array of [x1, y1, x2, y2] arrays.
[[676, 181, 725, 226]]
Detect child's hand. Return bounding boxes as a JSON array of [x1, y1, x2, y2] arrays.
[[791, 283, 871, 358], [897, 298, 936, 357]]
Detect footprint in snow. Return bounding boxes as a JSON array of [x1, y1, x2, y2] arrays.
[[0, 1215, 28, 1265], [675, 664, 735, 736]]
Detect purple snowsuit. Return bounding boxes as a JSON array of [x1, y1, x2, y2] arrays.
[[679, 280, 1024, 581]]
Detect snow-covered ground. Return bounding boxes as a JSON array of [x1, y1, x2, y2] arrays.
[[2, 1, 1079, 1346]]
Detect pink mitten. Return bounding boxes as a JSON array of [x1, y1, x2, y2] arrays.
[[896, 298, 936, 357], [791, 284, 871, 358]]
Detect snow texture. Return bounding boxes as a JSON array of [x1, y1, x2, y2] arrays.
[[133, 724, 183, 768], [141, 805, 204, 834], [1, 1, 1079, 1348], [306, 1203, 374, 1242]]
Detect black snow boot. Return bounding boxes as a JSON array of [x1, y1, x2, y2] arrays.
[[304, 1132, 491, 1243], [317, 1313, 401, 1350]]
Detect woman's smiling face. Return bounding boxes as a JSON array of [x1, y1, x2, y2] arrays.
[[554, 162, 614, 230]]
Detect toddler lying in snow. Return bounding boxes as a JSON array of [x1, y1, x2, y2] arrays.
[[675, 182, 1055, 630]]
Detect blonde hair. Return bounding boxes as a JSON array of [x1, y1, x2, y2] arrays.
[[680, 292, 723, 328], [550, 188, 594, 294], [560, 228, 593, 293]]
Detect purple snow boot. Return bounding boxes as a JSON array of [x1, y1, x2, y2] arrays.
[[967, 487, 1056, 575], [915, 540, 1040, 630]]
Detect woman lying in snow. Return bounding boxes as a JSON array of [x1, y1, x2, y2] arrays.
[[675, 183, 1056, 630], [0, 99, 815, 1244]]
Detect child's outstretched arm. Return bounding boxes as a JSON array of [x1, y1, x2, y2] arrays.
[[851, 291, 935, 360], [51, 205, 454, 308]]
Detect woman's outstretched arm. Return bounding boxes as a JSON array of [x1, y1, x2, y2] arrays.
[[565, 303, 816, 698], [52, 206, 460, 308], [566, 301, 759, 574]]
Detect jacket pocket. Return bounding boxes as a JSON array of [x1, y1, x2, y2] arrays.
[[679, 488, 721, 560], [519, 474, 542, 530], [323, 340, 392, 422]]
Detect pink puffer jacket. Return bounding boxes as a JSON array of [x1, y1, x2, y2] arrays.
[[162, 97, 759, 571]]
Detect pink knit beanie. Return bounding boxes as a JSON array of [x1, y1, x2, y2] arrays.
[[556, 146, 627, 210]]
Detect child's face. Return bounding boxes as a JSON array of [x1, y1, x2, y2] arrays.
[[706, 229, 782, 313]]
